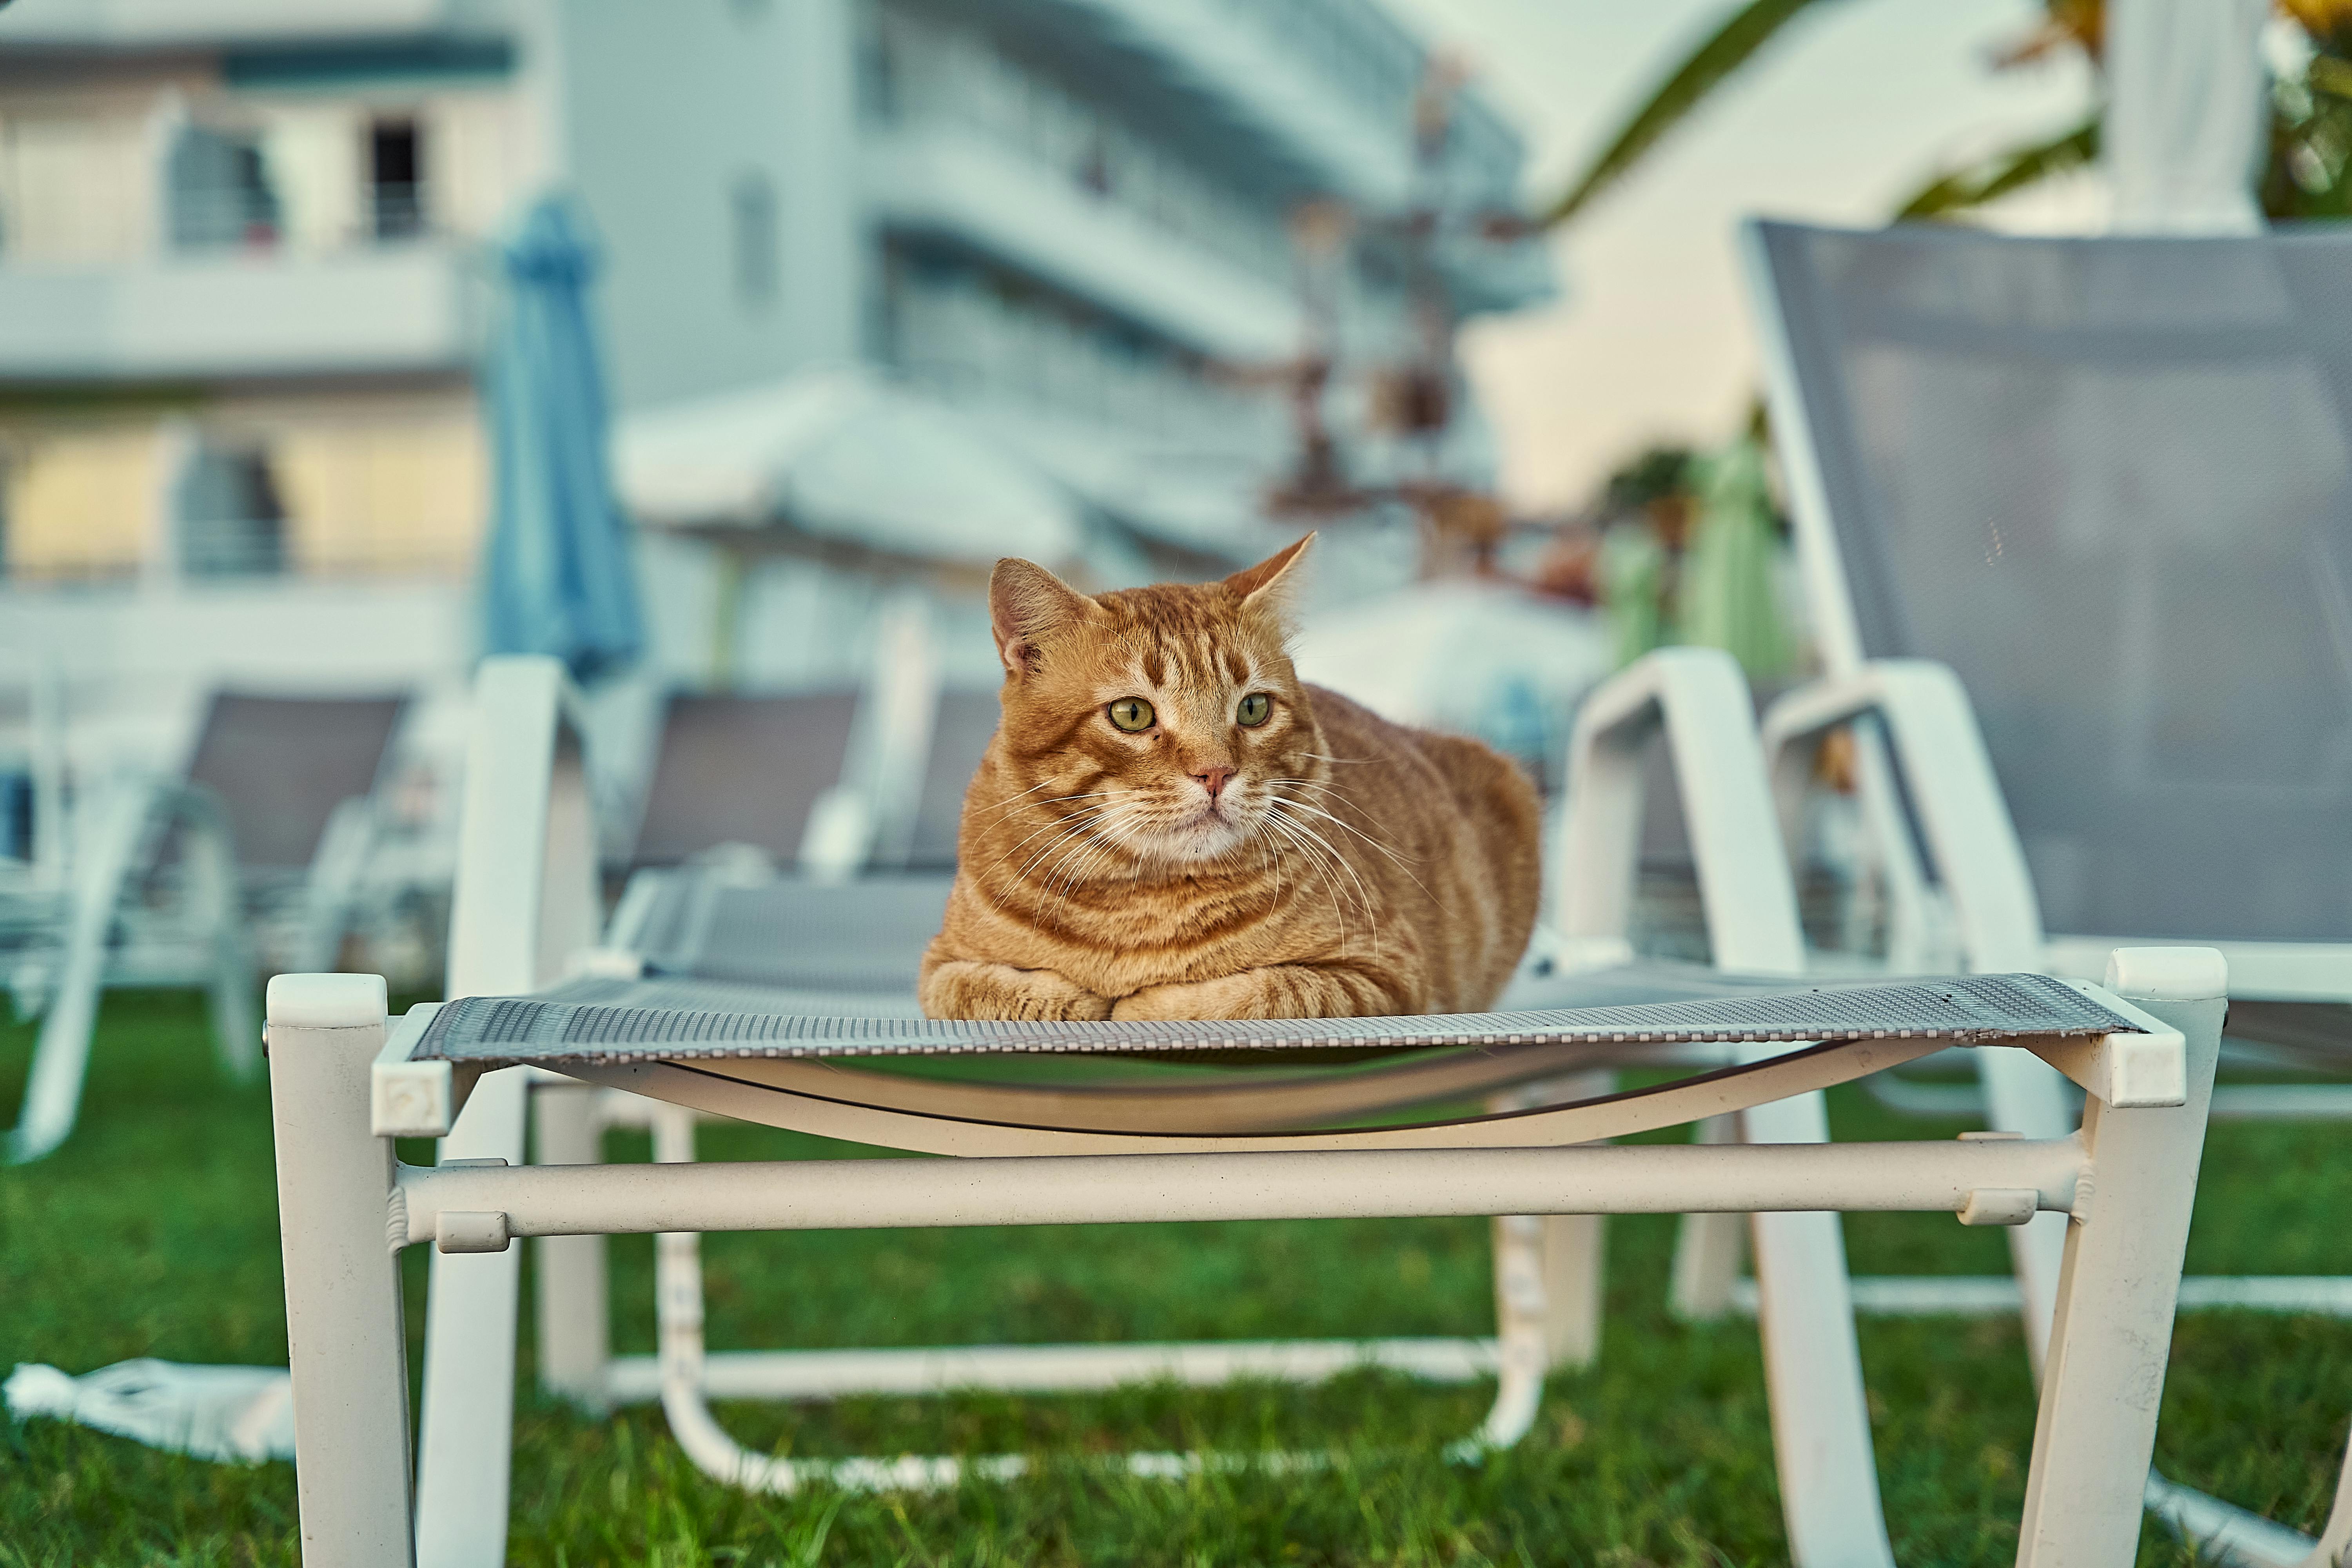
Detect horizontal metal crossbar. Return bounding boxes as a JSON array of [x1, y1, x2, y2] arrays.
[[391, 1135, 2089, 1250], [601, 1338, 1503, 1405]]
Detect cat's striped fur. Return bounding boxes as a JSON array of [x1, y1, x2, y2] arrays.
[[919, 537, 1541, 1022]]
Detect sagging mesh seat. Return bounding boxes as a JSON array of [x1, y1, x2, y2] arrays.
[[424, 971, 2134, 1064], [415, 971, 2136, 1141], [1753, 220, 2352, 1054]]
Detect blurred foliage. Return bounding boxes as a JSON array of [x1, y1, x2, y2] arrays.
[[1894, 117, 2100, 220], [1592, 440, 1793, 677], [1538, 0, 1856, 230], [1543, 0, 2352, 232]]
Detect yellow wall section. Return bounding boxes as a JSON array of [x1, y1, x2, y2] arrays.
[[4, 426, 159, 579], [274, 415, 485, 573], [3, 407, 486, 581]]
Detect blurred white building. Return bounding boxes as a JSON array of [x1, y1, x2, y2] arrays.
[[0, 0, 1550, 769]]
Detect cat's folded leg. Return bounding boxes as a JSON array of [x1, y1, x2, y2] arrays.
[[920, 960, 1114, 1022], [1109, 964, 1403, 1021]]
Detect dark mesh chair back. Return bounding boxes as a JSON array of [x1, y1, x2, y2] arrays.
[[184, 693, 407, 871], [1754, 221, 2352, 944], [906, 688, 1001, 870], [631, 691, 859, 867]]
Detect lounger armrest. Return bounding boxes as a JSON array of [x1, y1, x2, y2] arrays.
[[371, 1004, 468, 1137], [2033, 983, 2190, 1109], [1760, 661, 2046, 971], [447, 657, 603, 998], [1555, 646, 1803, 973]]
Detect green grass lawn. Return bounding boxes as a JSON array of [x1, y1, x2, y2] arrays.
[[3, 991, 2348, 1566]]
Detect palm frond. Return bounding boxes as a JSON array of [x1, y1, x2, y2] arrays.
[[1538, 0, 1853, 230], [1891, 115, 2100, 220]]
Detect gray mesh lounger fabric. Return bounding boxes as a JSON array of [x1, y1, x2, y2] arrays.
[[183, 692, 407, 871], [621, 873, 1837, 1014], [414, 972, 2136, 1067], [1753, 221, 2352, 948], [631, 691, 860, 867], [629, 873, 953, 991]]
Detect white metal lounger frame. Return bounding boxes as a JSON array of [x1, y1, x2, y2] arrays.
[[403, 648, 1908, 1566], [272, 941, 2227, 1568], [559, 649, 1884, 1525], [5, 775, 254, 1164], [1742, 219, 2352, 1568]]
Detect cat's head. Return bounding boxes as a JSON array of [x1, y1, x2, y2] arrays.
[[985, 535, 1321, 868]]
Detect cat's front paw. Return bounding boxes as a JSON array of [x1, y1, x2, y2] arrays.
[[1110, 975, 1279, 1021], [921, 960, 1112, 1021]]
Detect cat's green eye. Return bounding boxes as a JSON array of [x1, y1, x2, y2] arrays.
[[1237, 693, 1272, 728], [1108, 697, 1156, 733]]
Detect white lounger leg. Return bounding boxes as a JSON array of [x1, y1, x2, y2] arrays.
[[1763, 664, 2081, 1369], [532, 1080, 610, 1410], [1669, 1116, 1745, 1320], [415, 655, 604, 1563], [5, 781, 149, 1163], [2016, 951, 2226, 1567], [266, 975, 412, 1568], [1979, 1053, 2072, 1372], [1489, 1069, 1611, 1388], [1561, 648, 1893, 1568], [1743, 1093, 1892, 1568], [182, 788, 259, 1080], [2306, 1434, 2352, 1567], [412, 1069, 529, 1568]]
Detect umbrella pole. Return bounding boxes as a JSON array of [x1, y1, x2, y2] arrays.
[[711, 543, 747, 688]]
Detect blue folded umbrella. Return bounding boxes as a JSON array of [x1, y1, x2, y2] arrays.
[[479, 196, 644, 684]]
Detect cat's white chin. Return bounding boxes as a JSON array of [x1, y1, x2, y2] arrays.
[[1152, 813, 1248, 863]]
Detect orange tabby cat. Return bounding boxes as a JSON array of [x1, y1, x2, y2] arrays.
[[918, 536, 1541, 1022]]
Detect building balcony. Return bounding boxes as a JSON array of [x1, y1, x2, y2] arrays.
[[0, 241, 486, 381], [864, 124, 1302, 364], [980, 0, 1553, 316], [0, 0, 482, 47]]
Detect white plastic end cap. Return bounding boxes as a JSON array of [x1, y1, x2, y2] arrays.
[[266, 972, 389, 1028], [2102, 947, 2228, 1001]]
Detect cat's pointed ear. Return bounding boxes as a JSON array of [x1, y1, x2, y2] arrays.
[[1223, 532, 1315, 622], [991, 557, 1097, 677]]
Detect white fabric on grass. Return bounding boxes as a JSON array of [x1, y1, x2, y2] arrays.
[[5, 1359, 294, 1463]]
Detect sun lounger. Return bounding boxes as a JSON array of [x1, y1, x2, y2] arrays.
[[1747, 215, 2352, 1566]]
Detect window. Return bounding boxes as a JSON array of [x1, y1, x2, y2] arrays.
[[177, 445, 287, 578], [165, 125, 279, 250], [731, 171, 778, 309], [369, 118, 423, 240]]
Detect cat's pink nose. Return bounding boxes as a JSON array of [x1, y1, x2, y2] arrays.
[[1192, 764, 1236, 800]]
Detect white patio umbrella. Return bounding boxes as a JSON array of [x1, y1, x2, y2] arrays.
[[2103, 0, 2270, 234], [614, 367, 1087, 570]]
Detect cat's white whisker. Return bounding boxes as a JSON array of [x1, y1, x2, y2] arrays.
[[976, 788, 1114, 828], [991, 798, 1118, 860], [979, 778, 1056, 811], [1268, 793, 1437, 907], [1259, 804, 1370, 950], [1265, 799, 1381, 938], [1002, 805, 1121, 885]]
